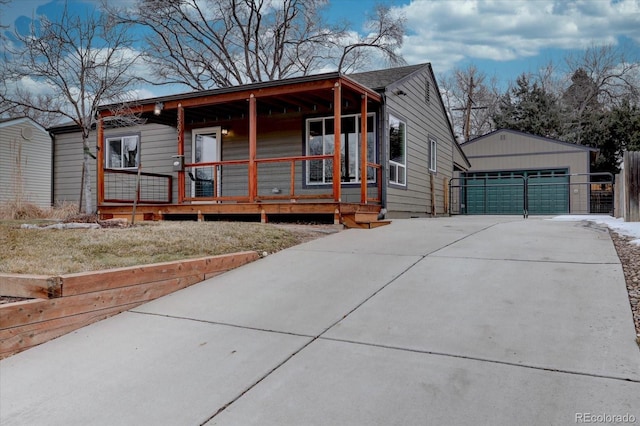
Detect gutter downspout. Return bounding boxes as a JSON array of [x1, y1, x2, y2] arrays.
[[379, 90, 388, 218], [49, 132, 55, 207]]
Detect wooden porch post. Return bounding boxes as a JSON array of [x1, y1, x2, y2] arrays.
[[249, 94, 257, 202], [96, 115, 104, 205], [360, 94, 368, 204], [333, 82, 342, 202], [177, 103, 185, 204]]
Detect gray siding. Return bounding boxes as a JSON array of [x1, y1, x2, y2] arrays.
[[462, 131, 593, 172], [384, 67, 456, 217], [1, 119, 52, 208], [54, 123, 177, 209], [53, 130, 97, 207]]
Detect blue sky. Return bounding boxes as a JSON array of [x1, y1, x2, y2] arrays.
[[3, 0, 640, 97]]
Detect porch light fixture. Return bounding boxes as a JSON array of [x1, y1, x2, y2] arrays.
[[221, 127, 229, 136], [154, 102, 164, 116]]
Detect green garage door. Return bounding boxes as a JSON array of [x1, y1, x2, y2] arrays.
[[463, 169, 568, 215]]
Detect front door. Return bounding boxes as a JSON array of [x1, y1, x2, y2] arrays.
[[192, 127, 221, 197]]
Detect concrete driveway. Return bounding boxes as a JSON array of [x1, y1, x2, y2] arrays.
[[2, 216, 639, 425]]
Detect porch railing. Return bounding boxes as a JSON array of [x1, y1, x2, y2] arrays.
[[102, 155, 382, 205], [367, 162, 383, 204], [104, 169, 172, 204], [255, 155, 335, 201], [184, 154, 381, 203], [184, 159, 251, 202]]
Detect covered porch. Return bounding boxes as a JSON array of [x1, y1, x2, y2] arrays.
[[96, 74, 387, 227]]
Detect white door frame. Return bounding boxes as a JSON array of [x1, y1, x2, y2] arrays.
[[191, 126, 222, 197]]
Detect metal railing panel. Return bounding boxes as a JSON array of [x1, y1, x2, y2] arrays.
[[104, 169, 172, 204], [449, 172, 615, 217]]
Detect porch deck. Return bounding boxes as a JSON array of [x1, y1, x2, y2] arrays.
[[98, 201, 386, 228], [96, 73, 390, 228]]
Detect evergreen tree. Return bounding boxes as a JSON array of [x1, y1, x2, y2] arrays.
[[581, 100, 640, 174], [492, 74, 563, 139]]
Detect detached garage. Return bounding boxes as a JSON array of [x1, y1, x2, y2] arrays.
[[460, 129, 599, 215]]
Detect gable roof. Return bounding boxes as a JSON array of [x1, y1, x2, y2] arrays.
[[461, 129, 598, 152], [349, 63, 471, 170], [348, 64, 427, 91], [0, 116, 49, 135]]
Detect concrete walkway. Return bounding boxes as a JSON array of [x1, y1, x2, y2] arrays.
[[1, 217, 639, 425]]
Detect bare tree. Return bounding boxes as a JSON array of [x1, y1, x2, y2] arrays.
[[336, 4, 406, 73], [560, 43, 640, 144], [110, 0, 405, 91], [0, 3, 142, 213], [564, 43, 640, 111], [440, 65, 499, 142]]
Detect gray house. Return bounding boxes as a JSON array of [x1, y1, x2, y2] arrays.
[[0, 117, 52, 208], [459, 129, 601, 215], [49, 63, 469, 225]]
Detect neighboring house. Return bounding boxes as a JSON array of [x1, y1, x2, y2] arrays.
[[459, 129, 602, 215], [49, 63, 470, 225], [0, 117, 52, 208]]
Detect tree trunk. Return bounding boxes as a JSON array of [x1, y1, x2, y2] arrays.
[[82, 139, 93, 214]]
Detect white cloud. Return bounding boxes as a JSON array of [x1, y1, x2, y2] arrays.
[[395, 0, 640, 72]]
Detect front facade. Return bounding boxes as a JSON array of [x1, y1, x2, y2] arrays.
[[0, 117, 52, 208], [459, 129, 600, 215], [50, 64, 468, 223]]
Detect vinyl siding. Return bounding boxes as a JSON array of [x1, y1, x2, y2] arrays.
[[1, 120, 52, 208], [384, 68, 456, 217], [53, 131, 97, 207], [54, 123, 177, 208]]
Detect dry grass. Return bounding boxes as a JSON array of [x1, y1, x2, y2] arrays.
[[0, 201, 339, 276], [0, 201, 79, 221], [0, 220, 325, 275]]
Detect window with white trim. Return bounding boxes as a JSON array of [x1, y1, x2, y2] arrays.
[[429, 138, 437, 172], [106, 135, 139, 169], [306, 113, 376, 185], [389, 115, 406, 186]]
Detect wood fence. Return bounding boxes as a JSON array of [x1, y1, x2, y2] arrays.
[[616, 152, 640, 222]]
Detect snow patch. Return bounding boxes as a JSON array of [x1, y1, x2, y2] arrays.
[[549, 215, 640, 244]]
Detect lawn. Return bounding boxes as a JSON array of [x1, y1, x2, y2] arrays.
[[0, 219, 331, 276]]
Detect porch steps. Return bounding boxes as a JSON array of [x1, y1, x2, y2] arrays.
[[341, 211, 391, 229]]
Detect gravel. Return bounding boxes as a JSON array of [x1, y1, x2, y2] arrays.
[[610, 230, 640, 341]]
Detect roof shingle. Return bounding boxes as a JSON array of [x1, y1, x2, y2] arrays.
[[347, 63, 427, 90]]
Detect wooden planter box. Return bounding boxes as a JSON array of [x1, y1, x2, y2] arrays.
[[0, 251, 259, 359]]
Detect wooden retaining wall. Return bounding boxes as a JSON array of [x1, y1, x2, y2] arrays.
[[0, 251, 259, 359]]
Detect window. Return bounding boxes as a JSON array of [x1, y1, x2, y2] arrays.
[[389, 115, 406, 186], [106, 135, 139, 169], [429, 138, 437, 173], [429, 138, 438, 173], [306, 113, 376, 185]]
